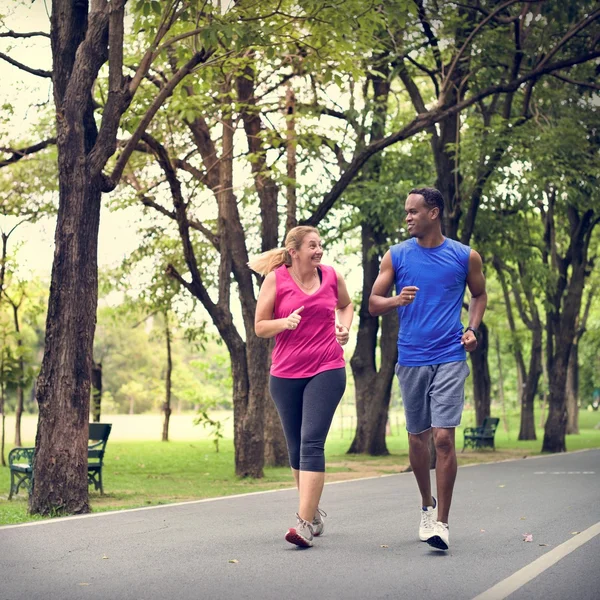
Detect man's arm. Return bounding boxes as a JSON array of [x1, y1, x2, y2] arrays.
[[461, 250, 487, 352], [369, 251, 418, 316]]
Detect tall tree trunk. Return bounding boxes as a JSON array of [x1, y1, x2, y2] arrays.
[[495, 336, 508, 433], [470, 321, 491, 426], [9, 298, 25, 446], [349, 282, 398, 455], [31, 158, 102, 515], [518, 327, 542, 440], [566, 286, 594, 434], [565, 342, 579, 435], [348, 61, 395, 456], [0, 381, 5, 467], [162, 312, 172, 442], [541, 197, 595, 453], [32, 0, 104, 508], [91, 360, 102, 423], [236, 69, 287, 468]]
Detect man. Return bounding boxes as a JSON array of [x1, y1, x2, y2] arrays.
[[369, 187, 487, 551]]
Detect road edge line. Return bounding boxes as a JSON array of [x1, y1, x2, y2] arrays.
[[471, 521, 600, 600]]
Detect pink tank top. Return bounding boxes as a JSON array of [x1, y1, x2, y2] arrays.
[[270, 264, 345, 378]]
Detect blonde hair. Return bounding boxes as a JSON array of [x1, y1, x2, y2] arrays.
[[247, 226, 319, 276]]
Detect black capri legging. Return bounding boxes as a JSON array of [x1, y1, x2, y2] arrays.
[[269, 367, 346, 472]]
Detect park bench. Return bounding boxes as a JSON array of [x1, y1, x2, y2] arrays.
[[8, 422, 112, 500], [462, 417, 500, 452]]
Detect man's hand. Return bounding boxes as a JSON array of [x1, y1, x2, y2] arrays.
[[398, 286, 419, 306], [461, 329, 478, 352]]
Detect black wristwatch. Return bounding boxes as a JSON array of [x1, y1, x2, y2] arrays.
[[465, 326, 479, 341]]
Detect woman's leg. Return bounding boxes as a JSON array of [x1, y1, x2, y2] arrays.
[[297, 368, 346, 522], [269, 375, 307, 473]]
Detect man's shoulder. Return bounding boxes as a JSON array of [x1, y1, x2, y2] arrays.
[[390, 239, 413, 254], [444, 237, 470, 251]]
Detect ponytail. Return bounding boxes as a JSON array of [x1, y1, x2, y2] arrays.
[[247, 248, 290, 276]]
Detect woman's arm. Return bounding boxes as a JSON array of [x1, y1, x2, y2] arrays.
[[335, 271, 353, 345], [254, 271, 304, 338]]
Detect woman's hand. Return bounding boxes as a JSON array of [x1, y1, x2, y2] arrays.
[[336, 323, 349, 345], [285, 306, 304, 330]]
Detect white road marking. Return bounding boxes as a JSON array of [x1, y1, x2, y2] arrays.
[[471, 521, 600, 600]]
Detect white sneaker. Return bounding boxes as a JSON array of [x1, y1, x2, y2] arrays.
[[312, 507, 326, 537], [426, 521, 449, 551], [419, 498, 437, 541], [285, 513, 314, 547]]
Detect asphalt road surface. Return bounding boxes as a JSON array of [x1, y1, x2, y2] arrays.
[[1, 449, 598, 600]]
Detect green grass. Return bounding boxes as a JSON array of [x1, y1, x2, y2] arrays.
[[1, 409, 598, 526]]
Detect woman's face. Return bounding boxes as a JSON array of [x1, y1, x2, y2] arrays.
[[294, 232, 323, 266]]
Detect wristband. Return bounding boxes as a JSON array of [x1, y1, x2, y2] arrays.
[[465, 326, 478, 341]]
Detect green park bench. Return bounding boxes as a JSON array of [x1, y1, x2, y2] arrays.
[[462, 417, 500, 452], [8, 422, 112, 500]]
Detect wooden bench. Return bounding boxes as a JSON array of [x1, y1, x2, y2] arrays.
[[462, 417, 500, 452], [8, 422, 112, 499]]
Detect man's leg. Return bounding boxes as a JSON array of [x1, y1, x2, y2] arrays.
[[432, 427, 457, 524], [408, 429, 435, 508]]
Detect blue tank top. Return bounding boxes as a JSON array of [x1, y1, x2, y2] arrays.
[[390, 237, 471, 366]]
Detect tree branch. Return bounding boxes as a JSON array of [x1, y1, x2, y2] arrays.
[[0, 30, 50, 39], [0, 51, 51, 78], [550, 72, 600, 91], [0, 138, 56, 168], [440, 0, 521, 101], [106, 48, 215, 191], [303, 49, 600, 227]]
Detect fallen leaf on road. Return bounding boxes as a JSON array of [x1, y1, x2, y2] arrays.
[[523, 533, 533, 542], [520, 517, 526, 520], [571, 531, 580, 535], [498, 484, 505, 488], [539, 544, 548, 547], [102, 555, 109, 559], [229, 559, 239, 564], [380, 545, 389, 548], [79, 583, 90, 586]]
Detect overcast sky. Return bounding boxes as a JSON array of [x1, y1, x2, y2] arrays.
[[0, 2, 148, 282]]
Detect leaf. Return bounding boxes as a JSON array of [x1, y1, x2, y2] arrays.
[[498, 484, 506, 488], [522, 533, 533, 542], [539, 543, 548, 547], [571, 531, 580, 535], [228, 559, 239, 563], [380, 545, 389, 548], [102, 554, 109, 559]]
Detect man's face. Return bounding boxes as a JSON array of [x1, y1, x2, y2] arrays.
[[404, 194, 436, 238]]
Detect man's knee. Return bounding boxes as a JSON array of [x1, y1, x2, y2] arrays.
[[433, 428, 455, 454], [408, 429, 432, 449]]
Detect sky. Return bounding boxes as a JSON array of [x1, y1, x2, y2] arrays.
[[0, 2, 154, 282]]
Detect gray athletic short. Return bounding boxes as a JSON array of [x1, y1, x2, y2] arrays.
[[395, 361, 470, 434]]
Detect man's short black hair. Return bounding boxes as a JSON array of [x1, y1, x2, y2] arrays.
[[409, 187, 444, 217]]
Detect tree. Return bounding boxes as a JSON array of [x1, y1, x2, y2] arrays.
[[1, 0, 224, 515], [339, 0, 600, 448], [500, 87, 600, 451]]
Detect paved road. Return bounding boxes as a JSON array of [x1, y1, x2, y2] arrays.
[[1, 450, 599, 600]]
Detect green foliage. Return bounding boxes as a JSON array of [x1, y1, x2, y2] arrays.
[[194, 410, 227, 452]]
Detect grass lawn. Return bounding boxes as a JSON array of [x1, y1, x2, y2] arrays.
[[1, 409, 598, 526]]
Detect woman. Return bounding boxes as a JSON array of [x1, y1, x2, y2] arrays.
[[249, 226, 353, 548]]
